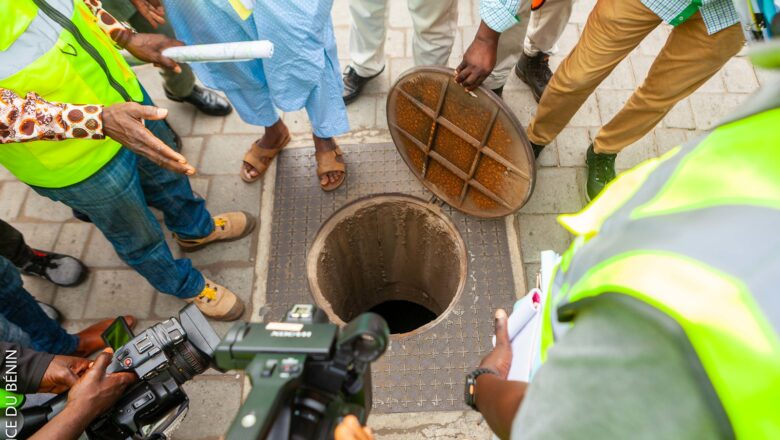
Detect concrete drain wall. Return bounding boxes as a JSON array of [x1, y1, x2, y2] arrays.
[[307, 194, 467, 336]]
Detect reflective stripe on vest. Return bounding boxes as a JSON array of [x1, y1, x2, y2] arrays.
[[547, 108, 780, 439], [0, 0, 142, 188]]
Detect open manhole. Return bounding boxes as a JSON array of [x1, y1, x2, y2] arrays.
[[306, 194, 467, 337]]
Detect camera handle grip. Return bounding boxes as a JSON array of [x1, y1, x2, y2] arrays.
[[224, 354, 304, 440], [18, 393, 68, 438]]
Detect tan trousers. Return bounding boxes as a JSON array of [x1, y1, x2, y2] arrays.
[[527, 0, 744, 153], [349, 0, 458, 77], [485, 0, 574, 89]]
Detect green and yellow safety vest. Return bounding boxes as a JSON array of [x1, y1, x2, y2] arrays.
[[540, 106, 780, 438], [0, 0, 142, 188]]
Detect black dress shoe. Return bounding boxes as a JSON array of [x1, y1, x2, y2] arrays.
[[343, 65, 384, 105], [515, 53, 553, 103], [165, 85, 233, 117]]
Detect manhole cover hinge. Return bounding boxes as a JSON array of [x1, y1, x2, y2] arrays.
[[428, 194, 444, 207]]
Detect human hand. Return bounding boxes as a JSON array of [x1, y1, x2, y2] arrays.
[[130, 0, 166, 28], [334, 415, 374, 440], [65, 350, 136, 417], [103, 102, 195, 175], [478, 309, 512, 379], [38, 355, 91, 394], [124, 33, 183, 73], [455, 22, 499, 92]]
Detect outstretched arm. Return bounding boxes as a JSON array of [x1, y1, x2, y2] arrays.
[[83, 0, 183, 72], [456, 0, 546, 91], [0, 88, 194, 174], [472, 309, 530, 440], [0, 89, 104, 144]]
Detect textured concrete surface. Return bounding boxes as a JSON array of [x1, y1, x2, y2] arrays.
[[0, 0, 765, 438]]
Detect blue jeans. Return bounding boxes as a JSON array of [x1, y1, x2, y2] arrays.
[[0, 256, 77, 354], [34, 91, 213, 299]]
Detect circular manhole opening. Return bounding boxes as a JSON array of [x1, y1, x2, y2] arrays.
[[307, 194, 467, 337]]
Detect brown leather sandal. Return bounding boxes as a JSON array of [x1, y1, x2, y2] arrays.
[[315, 146, 347, 192], [240, 133, 291, 183]]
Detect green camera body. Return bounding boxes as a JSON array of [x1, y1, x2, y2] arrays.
[[216, 304, 389, 440]]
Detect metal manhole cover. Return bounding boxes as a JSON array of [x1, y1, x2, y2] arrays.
[[387, 66, 536, 218]]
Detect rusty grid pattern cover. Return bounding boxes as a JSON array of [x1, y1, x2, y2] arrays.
[[387, 66, 535, 218], [266, 144, 517, 413]]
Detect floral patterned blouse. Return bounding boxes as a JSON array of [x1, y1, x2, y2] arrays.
[[0, 0, 128, 144]]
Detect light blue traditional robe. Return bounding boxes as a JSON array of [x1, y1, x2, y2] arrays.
[[163, 0, 349, 137]]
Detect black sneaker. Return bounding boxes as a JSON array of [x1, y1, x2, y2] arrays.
[[20, 249, 88, 288], [342, 65, 384, 105], [165, 85, 233, 117], [514, 53, 553, 103], [585, 144, 617, 201]]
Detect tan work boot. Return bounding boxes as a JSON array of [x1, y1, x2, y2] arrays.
[[175, 211, 256, 252], [187, 278, 245, 321]]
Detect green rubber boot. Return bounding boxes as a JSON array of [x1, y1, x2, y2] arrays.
[[585, 144, 616, 201]]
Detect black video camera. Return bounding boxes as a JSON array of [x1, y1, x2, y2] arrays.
[[20, 304, 220, 440], [215, 304, 390, 440]]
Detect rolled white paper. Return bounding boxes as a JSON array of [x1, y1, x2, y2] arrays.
[[161, 40, 274, 63]]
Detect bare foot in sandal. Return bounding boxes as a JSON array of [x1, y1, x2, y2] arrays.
[[313, 136, 346, 191], [241, 118, 290, 182]]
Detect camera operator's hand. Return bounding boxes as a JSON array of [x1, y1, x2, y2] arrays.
[[67, 350, 136, 415], [38, 355, 91, 394], [103, 102, 195, 175], [30, 350, 136, 440], [335, 415, 374, 440]]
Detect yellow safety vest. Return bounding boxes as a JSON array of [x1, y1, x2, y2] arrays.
[[541, 107, 780, 438], [0, 0, 142, 188]]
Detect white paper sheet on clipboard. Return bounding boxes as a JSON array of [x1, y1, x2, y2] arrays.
[[492, 250, 560, 382]]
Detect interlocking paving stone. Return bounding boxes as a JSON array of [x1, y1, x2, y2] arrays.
[[662, 98, 696, 130], [0, 182, 28, 219], [53, 278, 93, 320], [266, 143, 517, 413], [82, 229, 126, 268], [516, 214, 572, 264], [192, 111, 226, 136], [53, 222, 92, 259], [519, 168, 584, 214], [83, 270, 154, 319], [174, 378, 244, 440], [690, 93, 749, 129], [200, 135, 258, 175], [11, 222, 61, 250], [22, 192, 72, 222]]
